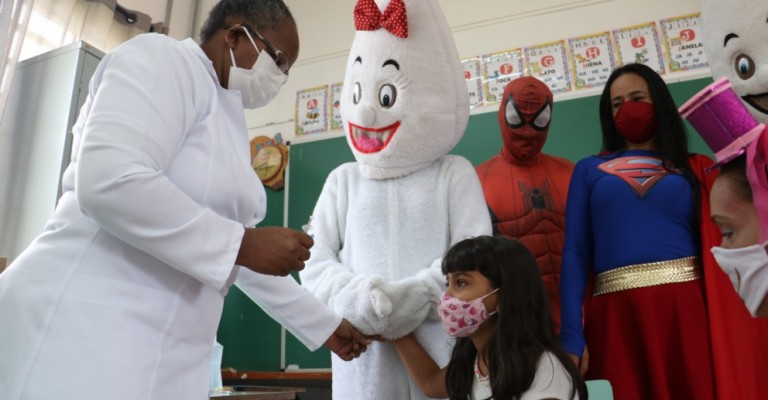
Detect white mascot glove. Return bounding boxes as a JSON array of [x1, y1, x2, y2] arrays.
[[329, 275, 392, 335], [376, 276, 434, 339]]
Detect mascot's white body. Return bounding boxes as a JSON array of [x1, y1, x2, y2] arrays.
[[299, 0, 491, 398]]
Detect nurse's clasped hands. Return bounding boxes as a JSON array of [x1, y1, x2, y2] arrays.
[[325, 319, 380, 361], [235, 226, 313, 276]]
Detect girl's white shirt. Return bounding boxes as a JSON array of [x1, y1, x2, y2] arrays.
[[471, 351, 577, 400]]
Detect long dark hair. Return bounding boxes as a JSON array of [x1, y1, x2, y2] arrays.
[[442, 236, 587, 400], [599, 63, 700, 203]]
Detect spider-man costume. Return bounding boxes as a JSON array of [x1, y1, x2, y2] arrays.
[[475, 77, 574, 332]]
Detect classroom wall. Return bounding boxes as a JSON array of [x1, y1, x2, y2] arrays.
[[236, 0, 702, 142]]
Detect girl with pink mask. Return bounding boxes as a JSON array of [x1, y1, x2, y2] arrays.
[[393, 236, 586, 400]]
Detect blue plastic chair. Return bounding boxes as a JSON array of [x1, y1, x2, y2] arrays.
[[585, 380, 613, 400]]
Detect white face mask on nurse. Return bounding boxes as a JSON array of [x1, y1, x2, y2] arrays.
[[227, 25, 289, 109]]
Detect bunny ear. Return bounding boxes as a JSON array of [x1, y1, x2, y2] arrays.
[[354, 0, 408, 38]]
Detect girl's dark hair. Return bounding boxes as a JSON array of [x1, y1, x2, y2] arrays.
[[719, 155, 752, 201], [442, 236, 587, 400], [599, 62, 701, 211], [199, 0, 295, 42]]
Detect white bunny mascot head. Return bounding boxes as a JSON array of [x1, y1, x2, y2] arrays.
[[340, 0, 470, 179]]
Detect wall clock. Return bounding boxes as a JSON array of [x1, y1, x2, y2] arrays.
[[250, 133, 289, 190]]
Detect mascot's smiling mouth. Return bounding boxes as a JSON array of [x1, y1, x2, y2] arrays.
[[742, 93, 768, 115], [349, 121, 401, 154]]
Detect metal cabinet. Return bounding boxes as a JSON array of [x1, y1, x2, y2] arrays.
[[0, 41, 104, 262]]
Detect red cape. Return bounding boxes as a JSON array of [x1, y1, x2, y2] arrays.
[[692, 154, 768, 400]]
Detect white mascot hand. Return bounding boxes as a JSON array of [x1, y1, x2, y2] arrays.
[[330, 276, 392, 335], [376, 277, 433, 339]]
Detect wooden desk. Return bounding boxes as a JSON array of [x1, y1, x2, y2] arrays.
[[223, 370, 332, 381], [222, 370, 331, 400], [211, 386, 304, 399]]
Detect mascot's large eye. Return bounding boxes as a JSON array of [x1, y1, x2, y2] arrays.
[[353, 82, 362, 104], [379, 84, 397, 108], [532, 104, 552, 130], [735, 54, 756, 80], [505, 97, 524, 128]]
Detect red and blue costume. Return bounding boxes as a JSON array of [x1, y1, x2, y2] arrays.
[[560, 150, 716, 400], [476, 78, 573, 333]]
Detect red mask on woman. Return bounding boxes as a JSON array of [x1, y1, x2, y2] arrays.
[[614, 101, 656, 144]]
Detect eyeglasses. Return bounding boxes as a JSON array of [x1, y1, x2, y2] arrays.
[[240, 24, 290, 76]]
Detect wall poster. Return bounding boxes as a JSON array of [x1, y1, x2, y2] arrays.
[[660, 13, 708, 72], [482, 49, 525, 103], [613, 22, 665, 74], [568, 32, 616, 90], [330, 82, 343, 131], [295, 85, 329, 136], [462, 57, 484, 107], [524, 40, 572, 94]]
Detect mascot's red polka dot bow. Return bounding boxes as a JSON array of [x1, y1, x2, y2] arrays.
[[354, 0, 408, 39]]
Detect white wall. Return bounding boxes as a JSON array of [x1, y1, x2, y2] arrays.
[[121, 0, 706, 143], [239, 0, 703, 144], [120, 0, 198, 39]]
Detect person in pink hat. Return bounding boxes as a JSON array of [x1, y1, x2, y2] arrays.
[[681, 78, 768, 319], [701, 0, 768, 247]]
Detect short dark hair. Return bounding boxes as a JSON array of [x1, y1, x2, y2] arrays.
[[199, 0, 295, 42], [719, 155, 752, 202]]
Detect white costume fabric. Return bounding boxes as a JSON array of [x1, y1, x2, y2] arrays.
[[701, 0, 768, 124], [0, 34, 339, 400], [299, 0, 492, 398]]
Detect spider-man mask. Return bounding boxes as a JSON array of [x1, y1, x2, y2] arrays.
[[498, 77, 553, 164]]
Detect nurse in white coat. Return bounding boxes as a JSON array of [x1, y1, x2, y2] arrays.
[[0, 1, 369, 399]]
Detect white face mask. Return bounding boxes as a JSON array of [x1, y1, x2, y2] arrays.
[[227, 27, 288, 109], [711, 243, 768, 317]]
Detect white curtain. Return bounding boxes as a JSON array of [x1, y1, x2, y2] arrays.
[[19, 0, 158, 61], [0, 0, 34, 263], [0, 0, 34, 122]]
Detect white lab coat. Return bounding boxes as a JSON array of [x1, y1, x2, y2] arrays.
[[0, 34, 339, 400]]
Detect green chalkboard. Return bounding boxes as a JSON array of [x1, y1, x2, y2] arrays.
[[217, 189, 285, 371], [217, 76, 716, 371]]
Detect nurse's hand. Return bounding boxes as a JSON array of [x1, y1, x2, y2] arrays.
[[236, 227, 314, 276], [325, 319, 381, 361]]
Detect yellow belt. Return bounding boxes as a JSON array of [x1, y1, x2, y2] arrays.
[[593, 256, 701, 296]]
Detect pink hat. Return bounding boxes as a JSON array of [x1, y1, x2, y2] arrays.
[[679, 77, 764, 168]]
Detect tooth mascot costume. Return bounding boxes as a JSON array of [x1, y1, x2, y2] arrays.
[[298, 0, 492, 398], [475, 77, 573, 333], [688, 2, 768, 398]]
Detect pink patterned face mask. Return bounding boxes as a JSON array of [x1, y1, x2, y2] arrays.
[[438, 289, 499, 337]]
